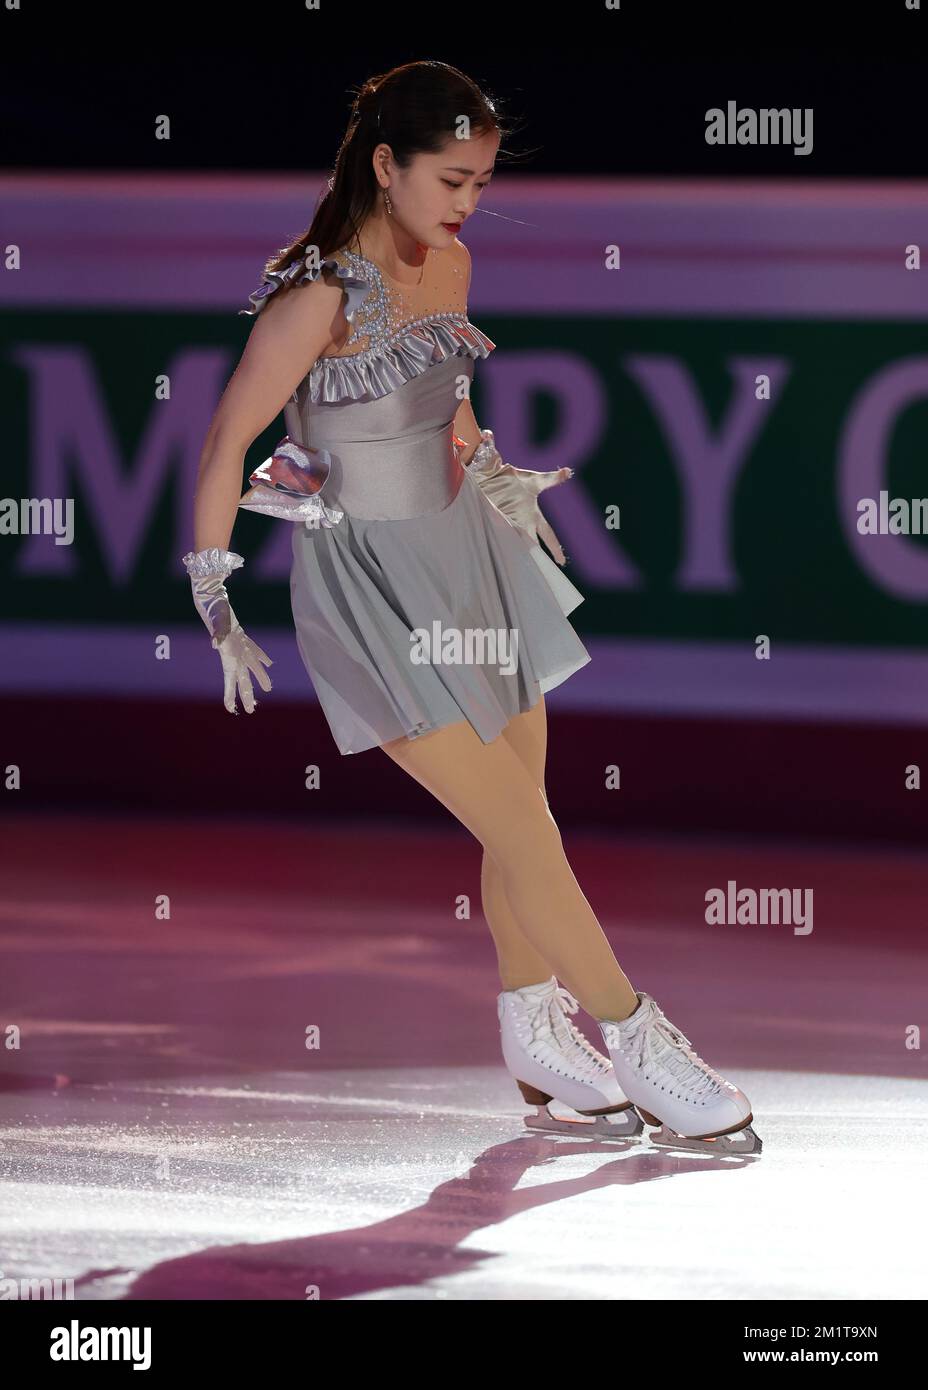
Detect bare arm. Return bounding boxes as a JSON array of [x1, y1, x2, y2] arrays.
[[193, 274, 345, 553]]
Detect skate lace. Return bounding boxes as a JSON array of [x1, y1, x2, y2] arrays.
[[621, 998, 726, 1101], [523, 985, 611, 1082]]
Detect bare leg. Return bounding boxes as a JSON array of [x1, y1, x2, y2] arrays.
[[483, 697, 568, 989], [380, 709, 638, 1021]]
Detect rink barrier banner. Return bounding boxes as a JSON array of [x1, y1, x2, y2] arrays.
[[2, 174, 927, 724]]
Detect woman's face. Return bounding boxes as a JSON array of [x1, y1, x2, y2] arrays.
[[375, 128, 500, 250]]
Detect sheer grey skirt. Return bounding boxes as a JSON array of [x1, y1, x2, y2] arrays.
[[289, 468, 590, 755]]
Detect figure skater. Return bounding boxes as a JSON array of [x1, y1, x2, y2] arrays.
[[183, 60, 760, 1155]]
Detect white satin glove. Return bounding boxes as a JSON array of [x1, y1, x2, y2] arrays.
[[182, 547, 273, 714], [462, 428, 573, 565]]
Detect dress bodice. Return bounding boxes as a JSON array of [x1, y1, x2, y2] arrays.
[[238, 241, 496, 524], [240, 241, 495, 407]]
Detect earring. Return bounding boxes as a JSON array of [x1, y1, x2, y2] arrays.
[[383, 187, 393, 216]]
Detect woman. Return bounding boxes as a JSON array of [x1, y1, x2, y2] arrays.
[[183, 60, 760, 1156]]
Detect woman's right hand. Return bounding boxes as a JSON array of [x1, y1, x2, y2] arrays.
[[183, 548, 273, 714]]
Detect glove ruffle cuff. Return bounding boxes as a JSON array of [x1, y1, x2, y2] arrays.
[[182, 548, 245, 579]]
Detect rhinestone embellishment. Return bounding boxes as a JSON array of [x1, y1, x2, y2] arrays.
[[325, 247, 467, 360]]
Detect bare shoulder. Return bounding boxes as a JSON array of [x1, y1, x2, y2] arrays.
[[448, 237, 471, 299], [252, 266, 346, 356], [257, 267, 343, 324]]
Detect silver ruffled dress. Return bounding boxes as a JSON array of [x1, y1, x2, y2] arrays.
[[238, 242, 590, 755]]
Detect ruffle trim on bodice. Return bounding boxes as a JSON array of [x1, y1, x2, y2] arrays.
[[239, 252, 370, 325], [307, 315, 495, 405], [240, 249, 495, 404]]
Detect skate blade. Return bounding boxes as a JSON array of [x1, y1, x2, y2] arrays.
[[523, 1104, 644, 1140], [646, 1122, 763, 1156]]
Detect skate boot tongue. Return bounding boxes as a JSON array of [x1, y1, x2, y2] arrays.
[[527, 984, 608, 1067], [511, 978, 578, 1050]]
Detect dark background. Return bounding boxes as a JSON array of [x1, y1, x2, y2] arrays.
[[1, 2, 924, 180]]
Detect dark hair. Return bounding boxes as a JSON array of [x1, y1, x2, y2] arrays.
[[263, 60, 523, 275]]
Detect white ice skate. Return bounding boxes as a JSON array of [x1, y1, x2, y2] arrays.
[[499, 976, 643, 1139], [597, 992, 762, 1155]]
